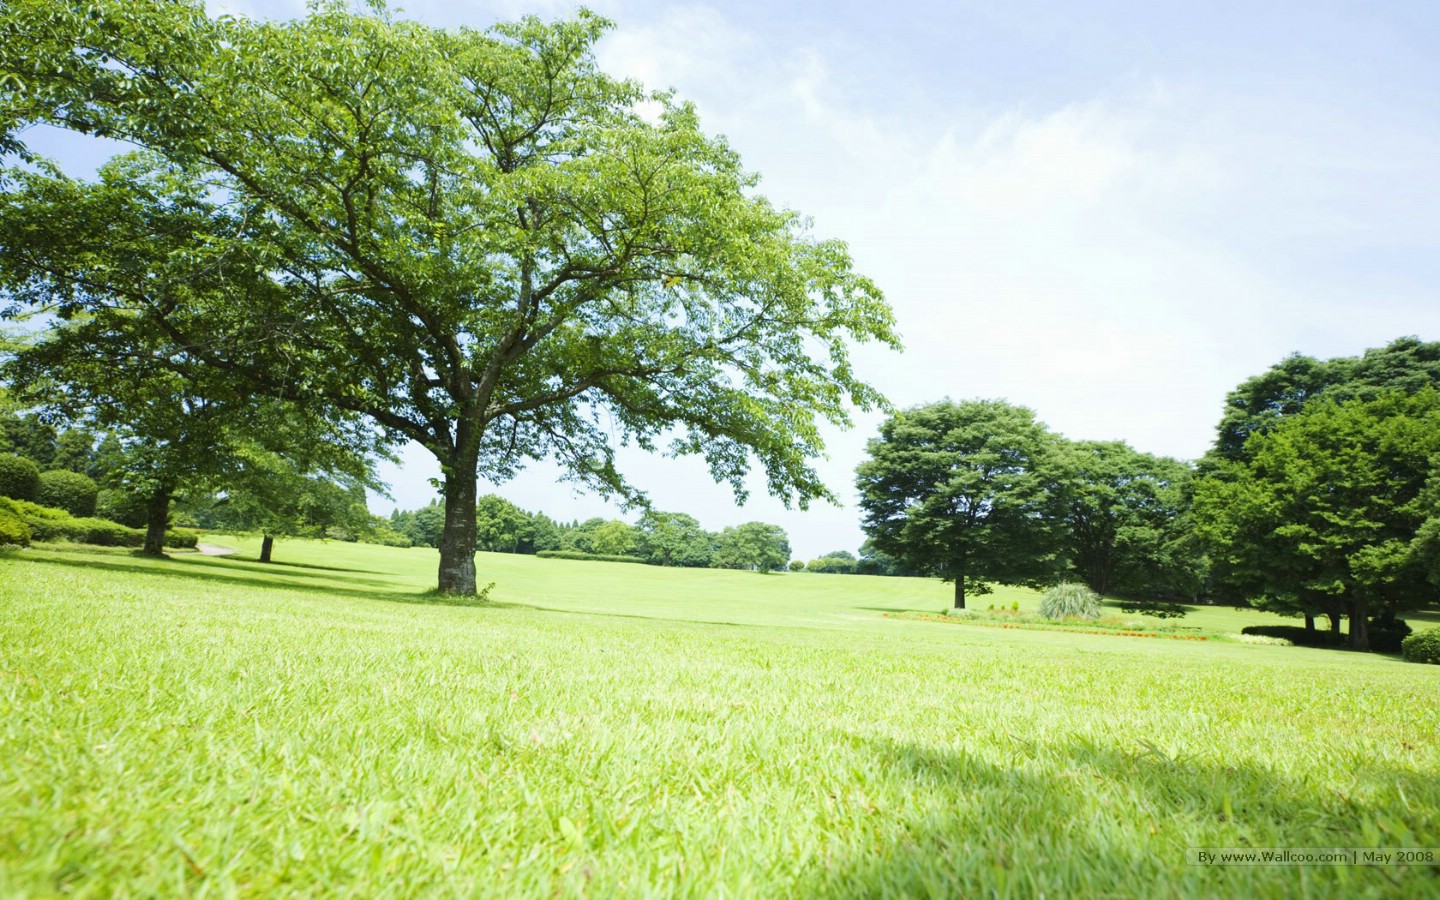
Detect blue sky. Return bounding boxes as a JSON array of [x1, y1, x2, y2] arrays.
[[26, 1, 1440, 558]]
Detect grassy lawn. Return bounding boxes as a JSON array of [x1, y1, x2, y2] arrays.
[[2, 539, 1437, 897]]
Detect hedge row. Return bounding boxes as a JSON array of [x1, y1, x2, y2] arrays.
[[0, 497, 198, 549], [535, 549, 647, 564]]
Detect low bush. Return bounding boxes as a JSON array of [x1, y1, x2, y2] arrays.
[[535, 549, 647, 564], [1235, 633, 1293, 646], [36, 470, 99, 518], [166, 529, 201, 549], [0, 507, 30, 546], [367, 528, 414, 548], [0, 454, 40, 501], [1401, 629, 1440, 665], [1040, 583, 1102, 620], [788, 560, 805, 572], [1239, 625, 1347, 648], [1, 496, 197, 549]]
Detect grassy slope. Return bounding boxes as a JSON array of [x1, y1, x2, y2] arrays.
[[2, 539, 1437, 898]]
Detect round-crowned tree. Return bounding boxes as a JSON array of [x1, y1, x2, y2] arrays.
[[0, 2, 897, 593], [36, 469, 99, 517], [0, 454, 41, 501], [857, 399, 1063, 608]]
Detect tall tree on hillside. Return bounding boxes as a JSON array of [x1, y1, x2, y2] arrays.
[[0, 1, 898, 593], [857, 400, 1062, 608], [1194, 390, 1440, 650]]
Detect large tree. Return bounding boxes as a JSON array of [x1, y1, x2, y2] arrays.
[[635, 510, 715, 567], [0, 1, 897, 593], [856, 399, 1062, 608], [1194, 391, 1440, 650], [1051, 440, 1200, 600], [712, 521, 790, 574]]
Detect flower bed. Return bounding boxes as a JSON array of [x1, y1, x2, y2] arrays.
[[886, 611, 1215, 641]]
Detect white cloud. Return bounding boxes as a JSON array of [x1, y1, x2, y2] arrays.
[[596, 6, 753, 92]]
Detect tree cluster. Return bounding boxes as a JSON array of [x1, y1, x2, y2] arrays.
[[857, 399, 1198, 609], [858, 337, 1440, 652], [1193, 337, 1440, 650]]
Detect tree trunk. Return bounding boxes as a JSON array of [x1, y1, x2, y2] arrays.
[[141, 485, 172, 557], [437, 458, 479, 594], [260, 534, 274, 563], [1348, 598, 1369, 651], [953, 578, 965, 610], [1303, 612, 1315, 632], [1327, 610, 1342, 634]]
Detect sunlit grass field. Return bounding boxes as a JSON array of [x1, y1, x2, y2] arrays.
[[2, 538, 1437, 897]]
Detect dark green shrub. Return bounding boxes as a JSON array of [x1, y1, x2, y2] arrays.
[[0, 454, 40, 501], [0, 507, 30, 546], [1401, 629, 1440, 665], [75, 517, 140, 546], [1240, 625, 1347, 648], [36, 470, 99, 517], [788, 560, 805, 571], [95, 489, 149, 528], [1367, 618, 1412, 654], [1040, 583, 1102, 620], [535, 549, 647, 564], [165, 528, 201, 549]]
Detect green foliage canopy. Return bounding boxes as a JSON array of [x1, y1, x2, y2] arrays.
[[856, 399, 1061, 608], [1194, 390, 1440, 650], [0, 1, 898, 592], [1051, 440, 1200, 600], [713, 522, 790, 574]]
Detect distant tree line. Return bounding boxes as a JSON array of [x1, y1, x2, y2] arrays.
[[388, 498, 793, 574]]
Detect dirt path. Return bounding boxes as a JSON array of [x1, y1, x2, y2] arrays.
[[195, 542, 239, 557]]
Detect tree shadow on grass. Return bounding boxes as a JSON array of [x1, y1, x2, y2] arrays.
[[168, 553, 399, 585], [211, 555, 397, 576], [17, 551, 510, 609], [801, 735, 1433, 897]]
